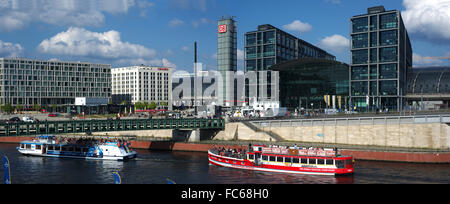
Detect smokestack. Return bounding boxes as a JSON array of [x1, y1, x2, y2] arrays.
[[194, 41, 197, 64]]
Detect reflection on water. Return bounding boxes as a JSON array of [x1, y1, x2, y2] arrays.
[[1, 143, 450, 184]]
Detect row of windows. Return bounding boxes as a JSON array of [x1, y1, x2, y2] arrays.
[[352, 12, 398, 33], [352, 47, 398, 64], [352, 30, 398, 49], [248, 154, 335, 165], [2, 63, 109, 73], [351, 80, 398, 96]]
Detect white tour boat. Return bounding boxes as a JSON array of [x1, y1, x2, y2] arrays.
[[17, 135, 137, 161]]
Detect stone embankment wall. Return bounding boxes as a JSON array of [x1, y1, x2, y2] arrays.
[[215, 122, 450, 150]]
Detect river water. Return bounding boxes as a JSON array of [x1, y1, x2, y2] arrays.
[[1, 143, 449, 184]]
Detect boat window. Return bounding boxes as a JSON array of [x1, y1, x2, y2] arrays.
[[262, 155, 268, 161], [346, 159, 353, 166], [276, 157, 283, 162], [26, 144, 31, 149], [61, 147, 67, 151], [36, 145, 41, 150], [21, 144, 24, 148], [301, 158, 307, 164], [75, 147, 81, 152], [326, 159, 333, 165], [248, 154, 254, 160], [48, 146, 54, 151], [293, 158, 299, 163], [269, 156, 276, 162], [336, 160, 345, 169], [285, 157, 292, 163], [317, 159, 324, 165], [309, 159, 317, 165], [82, 148, 89, 153]]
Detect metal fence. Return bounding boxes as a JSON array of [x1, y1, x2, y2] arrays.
[[251, 115, 450, 128], [0, 118, 225, 137]]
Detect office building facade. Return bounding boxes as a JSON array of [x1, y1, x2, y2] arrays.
[[271, 59, 349, 110], [111, 66, 172, 109], [245, 24, 336, 72], [0, 58, 111, 107], [217, 16, 238, 107], [350, 6, 412, 111]]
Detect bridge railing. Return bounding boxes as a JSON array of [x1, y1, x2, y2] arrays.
[[0, 118, 225, 137], [251, 115, 450, 128]]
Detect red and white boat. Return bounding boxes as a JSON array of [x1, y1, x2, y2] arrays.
[[208, 145, 354, 176]]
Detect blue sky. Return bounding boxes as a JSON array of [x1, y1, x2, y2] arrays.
[[0, 0, 449, 72]]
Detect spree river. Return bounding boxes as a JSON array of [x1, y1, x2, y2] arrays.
[[1, 143, 450, 184]]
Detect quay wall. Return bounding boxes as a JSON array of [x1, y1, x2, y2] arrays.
[[217, 122, 450, 150]]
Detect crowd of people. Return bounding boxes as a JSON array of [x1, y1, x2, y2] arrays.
[[211, 145, 247, 159]]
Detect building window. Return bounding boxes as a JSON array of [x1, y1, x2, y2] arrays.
[[352, 17, 368, 33], [263, 31, 275, 44], [352, 49, 368, 65], [351, 66, 368, 80], [379, 80, 397, 96], [380, 30, 398, 46], [246, 33, 256, 46], [352, 33, 368, 49], [351, 81, 368, 96], [263, 44, 275, 57], [370, 15, 378, 31], [379, 47, 397, 62], [246, 60, 256, 71], [370, 32, 377, 47], [379, 64, 397, 79], [246, 46, 257, 59], [380, 13, 398, 29]]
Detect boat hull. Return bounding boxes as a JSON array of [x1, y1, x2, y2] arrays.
[[18, 149, 137, 161], [208, 150, 353, 176]]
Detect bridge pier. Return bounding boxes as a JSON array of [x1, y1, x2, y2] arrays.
[[188, 129, 201, 142]]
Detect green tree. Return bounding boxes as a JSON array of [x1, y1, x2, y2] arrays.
[[135, 102, 144, 110], [1, 103, 13, 113], [149, 102, 157, 110], [33, 104, 41, 112]]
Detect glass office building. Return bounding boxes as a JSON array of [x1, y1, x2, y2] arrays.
[[245, 24, 336, 72], [270, 59, 349, 110], [0, 58, 111, 107], [350, 6, 412, 111]]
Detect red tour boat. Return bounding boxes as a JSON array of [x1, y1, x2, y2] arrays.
[[208, 145, 354, 176]]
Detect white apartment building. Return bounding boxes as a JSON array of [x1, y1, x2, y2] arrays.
[[111, 65, 172, 109], [0, 58, 111, 107]]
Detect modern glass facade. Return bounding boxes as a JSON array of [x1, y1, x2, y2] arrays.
[[270, 59, 349, 110], [350, 6, 412, 111], [245, 24, 336, 72]]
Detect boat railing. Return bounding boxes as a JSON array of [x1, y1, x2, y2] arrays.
[[261, 147, 337, 157]]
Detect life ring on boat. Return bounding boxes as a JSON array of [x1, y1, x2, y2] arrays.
[[117, 143, 120, 147]]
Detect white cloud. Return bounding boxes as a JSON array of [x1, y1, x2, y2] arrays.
[[0, 40, 23, 57], [192, 18, 211, 28], [37, 27, 178, 69], [318, 34, 350, 54], [169, 0, 211, 12], [0, 0, 135, 31], [413, 53, 450, 66], [168, 18, 184, 27], [137, 0, 155, 17], [402, 0, 450, 43], [38, 27, 156, 59], [237, 49, 244, 60], [282, 20, 312, 33], [181, 46, 190, 52]]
